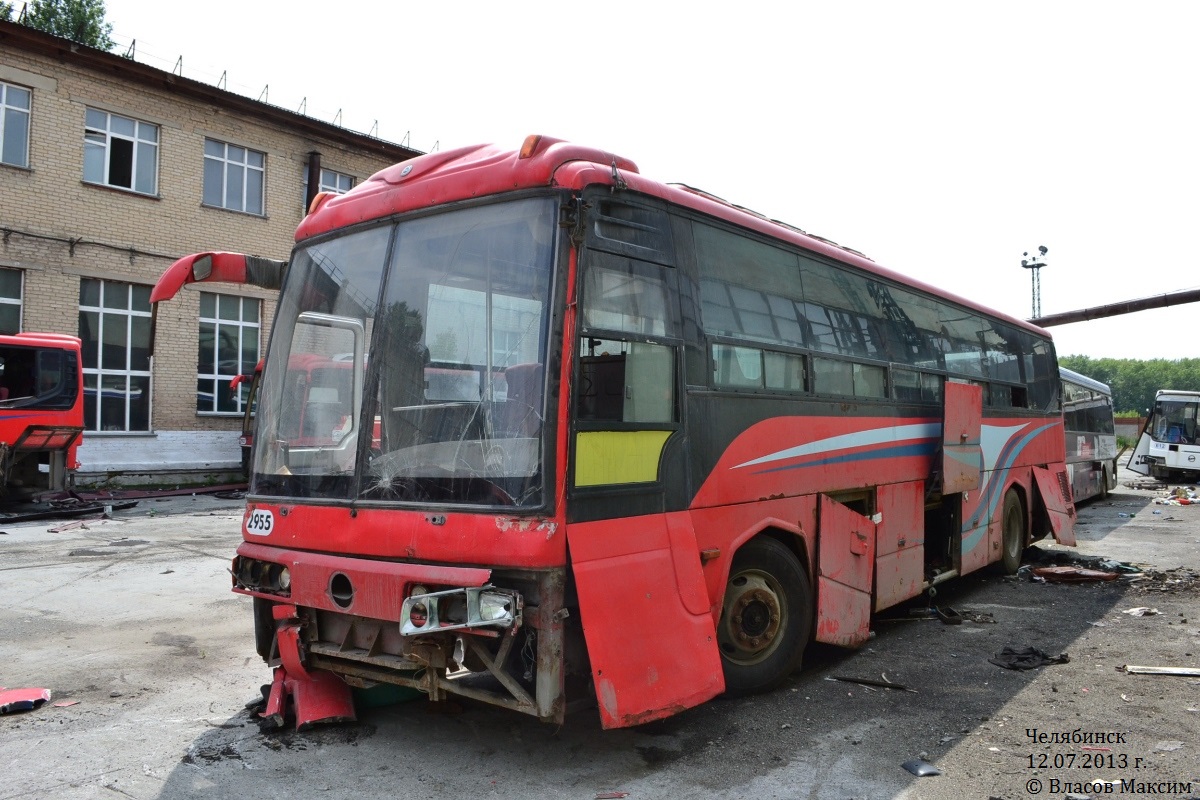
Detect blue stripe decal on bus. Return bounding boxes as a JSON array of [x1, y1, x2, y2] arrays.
[[962, 422, 1059, 548], [749, 441, 940, 475]]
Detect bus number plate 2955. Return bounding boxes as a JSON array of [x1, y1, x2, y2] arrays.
[[246, 509, 274, 535]]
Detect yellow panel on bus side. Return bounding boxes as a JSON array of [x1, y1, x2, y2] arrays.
[[573, 430, 672, 487]]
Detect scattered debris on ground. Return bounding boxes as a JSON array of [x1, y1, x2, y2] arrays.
[[901, 759, 941, 777], [1032, 565, 1120, 583], [1127, 567, 1200, 595], [1153, 486, 1200, 506], [1123, 665, 1200, 676], [988, 646, 1070, 671], [826, 675, 918, 693], [1118, 479, 1166, 491], [0, 686, 51, 714]]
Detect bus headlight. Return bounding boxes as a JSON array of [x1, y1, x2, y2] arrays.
[[478, 591, 514, 622], [400, 586, 522, 636], [231, 556, 292, 597]]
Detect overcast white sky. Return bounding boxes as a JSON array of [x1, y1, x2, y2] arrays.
[[100, 0, 1198, 360]]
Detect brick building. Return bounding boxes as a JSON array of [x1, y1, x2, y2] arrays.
[[0, 21, 420, 485]]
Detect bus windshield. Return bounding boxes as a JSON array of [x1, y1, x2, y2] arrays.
[[1152, 396, 1200, 444], [252, 196, 557, 506]]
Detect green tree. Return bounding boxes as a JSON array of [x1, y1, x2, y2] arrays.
[[23, 0, 114, 50], [1059, 355, 1200, 414], [0, 3, 14, 20]]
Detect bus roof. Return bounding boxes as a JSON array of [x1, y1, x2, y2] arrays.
[[0, 333, 82, 351], [1059, 366, 1111, 395], [296, 134, 1051, 341], [1156, 390, 1200, 401]]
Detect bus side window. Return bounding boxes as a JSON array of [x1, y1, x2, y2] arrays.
[[578, 348, 625, 421], [577, 338, 674, 423]]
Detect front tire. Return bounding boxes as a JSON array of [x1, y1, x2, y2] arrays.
[[717, 536, 811, 696], [999, 489, 1026, 575]]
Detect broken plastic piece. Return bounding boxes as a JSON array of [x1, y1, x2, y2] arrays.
[[901, 759, 941, 776], [0, 687, 52, 714], [1032, 566, 1118, 583], [1122, 607, 1160, 617]]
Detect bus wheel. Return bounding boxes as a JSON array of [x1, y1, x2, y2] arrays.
[[717, 537, 811, 696], [1000, 490, 1026, 575], [1100, 465, 1111, 499]]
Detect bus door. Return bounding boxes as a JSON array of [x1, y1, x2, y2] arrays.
[[1127, 422, 1152, 476], [566, 228, 722, 728]]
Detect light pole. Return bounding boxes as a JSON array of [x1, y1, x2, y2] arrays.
[[1021, 245, 1048, 318]]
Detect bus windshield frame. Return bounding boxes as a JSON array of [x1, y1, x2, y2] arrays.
[[250, 195, 558, 508]]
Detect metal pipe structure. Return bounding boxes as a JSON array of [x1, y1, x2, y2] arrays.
[[1030, 288, 1200, 328]]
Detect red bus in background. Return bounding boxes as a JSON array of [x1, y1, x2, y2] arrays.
[[180, 135, 1076, 730], [0, 333, 84, 496]]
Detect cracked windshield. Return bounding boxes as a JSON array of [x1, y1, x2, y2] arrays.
[[252, 196, 557, 506]]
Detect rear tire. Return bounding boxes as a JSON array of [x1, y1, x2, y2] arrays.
[[999, 490, 1026, 575], [717, 536, 811, 696], [1099, 465, 1111, 499]]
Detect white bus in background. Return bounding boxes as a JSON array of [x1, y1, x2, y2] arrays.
[[1129, 389, 1200, 483], [1061, 367, 1118, 502]]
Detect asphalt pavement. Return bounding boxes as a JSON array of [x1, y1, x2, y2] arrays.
[[0, 470, 1196, 799]]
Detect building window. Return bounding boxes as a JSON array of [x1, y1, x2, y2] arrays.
[[301, 167, 354, 211], [0, 81, 31, 168], [83, 108, 159, 194], [78, 279, 151, 431], [0, 269, 22, 334], [320, 168, 353, 194], [197, 292, 260, 414], [203, 138, 265, 214]]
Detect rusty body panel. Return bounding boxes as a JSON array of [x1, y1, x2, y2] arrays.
[[942, 382, 983, 494], [1032, 464, 1077, 546], [815, 496, 876, 647], [874, 481, 926, 611]]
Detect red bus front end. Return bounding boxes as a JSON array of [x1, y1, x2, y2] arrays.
[[0, 333, 84, 496], [231, 188, 582, 726]]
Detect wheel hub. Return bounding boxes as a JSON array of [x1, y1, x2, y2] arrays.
[[720, 574, 782, 661]]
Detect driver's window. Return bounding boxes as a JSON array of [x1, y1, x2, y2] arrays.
[[577, 338, 674, 424]]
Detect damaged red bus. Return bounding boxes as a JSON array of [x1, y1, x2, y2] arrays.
[[203, 135, 1075, 730]]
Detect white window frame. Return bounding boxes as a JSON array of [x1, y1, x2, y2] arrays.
[[0, 268, 22, 334], [203, 138, 265, 214], [320, 167, 354, 194], [0, 80, 31, 169], [301, 167, 354, 212], [83, 108, 159, 195], [79, 279, 153, 432], [196, 292, 260, 415]]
